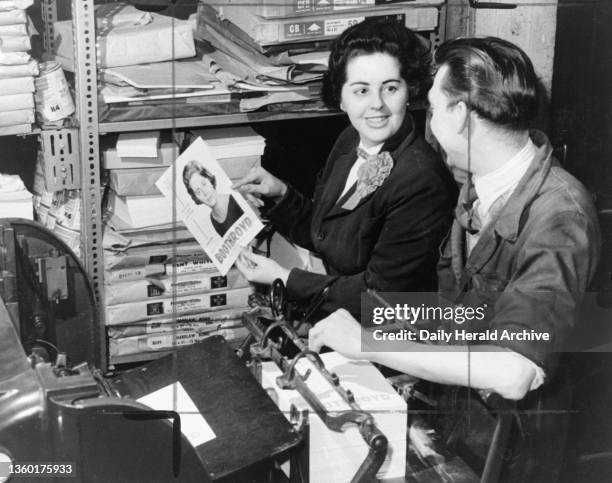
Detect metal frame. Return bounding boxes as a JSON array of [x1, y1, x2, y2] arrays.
[[41, 0, 57, 53], [71, 0, 106, 369]]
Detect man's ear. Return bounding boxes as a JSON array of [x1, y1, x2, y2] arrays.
[[450, 100, 470, 134]]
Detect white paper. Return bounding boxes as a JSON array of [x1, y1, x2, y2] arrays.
[[137, 382, 216, 448], [117, 131, 160, 158], [156, 137, 264, 275]]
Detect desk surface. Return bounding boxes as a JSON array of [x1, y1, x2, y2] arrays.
[[112, 336, 301, 480]]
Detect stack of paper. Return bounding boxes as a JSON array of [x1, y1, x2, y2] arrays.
[[107, 191, 175, 229], [191, 126, 266, 159], [0, 0, 36, 135], [0, 172, 32, 219], [99, 59, 225, 105], [189, 126, 265, 182]]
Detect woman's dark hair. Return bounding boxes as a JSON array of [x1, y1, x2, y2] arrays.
[[322, 19, 431, 109], [182, 160, 216, 205], [434, 37, 539, 130]]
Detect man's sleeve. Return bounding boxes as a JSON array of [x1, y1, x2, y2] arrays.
[[490, 211, 600, 375]]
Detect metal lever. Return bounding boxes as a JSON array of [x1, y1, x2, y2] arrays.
[[469, 0, 517, 9]]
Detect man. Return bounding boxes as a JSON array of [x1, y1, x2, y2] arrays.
[[309, 37, 601, 480]]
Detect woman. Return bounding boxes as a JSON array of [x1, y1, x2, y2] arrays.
[[183, 160, 244, 237], [234, 19, 457, 319]]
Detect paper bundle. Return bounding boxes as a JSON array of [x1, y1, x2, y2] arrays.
[[0, 172, 32, 219], [0, 0, 35, 135], [53, 4, 195, 69]]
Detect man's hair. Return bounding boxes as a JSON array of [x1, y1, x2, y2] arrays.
[[322, 18, 431, 109], [182, 160, 216, 205], [434, 37, 539, 130]]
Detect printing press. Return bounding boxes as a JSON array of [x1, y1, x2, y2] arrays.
[[0, 219, 403, 482]]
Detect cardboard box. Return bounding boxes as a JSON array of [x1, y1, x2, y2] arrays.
[[215, 0, 443, 20], [216, 4, 439, 46], [261, 352, 407, 481]]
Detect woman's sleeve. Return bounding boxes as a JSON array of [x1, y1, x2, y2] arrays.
[[285, 169, 455, 319]]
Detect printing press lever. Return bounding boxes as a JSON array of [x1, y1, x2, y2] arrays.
[[242, 287, 390, 483]]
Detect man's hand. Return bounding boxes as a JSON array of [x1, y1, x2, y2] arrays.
[[308, 309, 366, 360], [232, 167, 288, 206], [235, 250, 290, 285]]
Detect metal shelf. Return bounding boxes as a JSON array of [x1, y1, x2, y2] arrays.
[[97, 99, 429, 134], [98, 109, 343, 134], [0, 128, 40, 138]]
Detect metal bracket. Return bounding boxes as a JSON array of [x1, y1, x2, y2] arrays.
[[39, 129, 80, 191], [469, 0, 517, 9], [37, 253, 69, 303]]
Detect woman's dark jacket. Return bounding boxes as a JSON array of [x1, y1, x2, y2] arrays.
[[266, 114, 457, 318]]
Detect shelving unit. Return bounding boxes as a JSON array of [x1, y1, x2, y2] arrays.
[[40, 0, 447, 369]]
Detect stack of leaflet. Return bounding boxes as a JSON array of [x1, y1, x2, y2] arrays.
[[0, 0, 37, 135], [0, 172, 33, 219], [105, 240, 252, 361], [102, 126, 265, 362]]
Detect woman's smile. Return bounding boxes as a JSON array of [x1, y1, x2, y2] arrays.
[[365, 115, 391, 128]]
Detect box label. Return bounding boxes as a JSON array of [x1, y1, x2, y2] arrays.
[[284, 13, 404, 40], [210, 293, 227, 307], [211, 275, 228, 289]]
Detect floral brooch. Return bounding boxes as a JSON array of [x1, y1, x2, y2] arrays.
[[342, 148, 394, 210]]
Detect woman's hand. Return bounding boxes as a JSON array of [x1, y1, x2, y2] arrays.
[[235, 250, 290, 285], [232, 167, 288, 204], [308, 309, 367, 360]]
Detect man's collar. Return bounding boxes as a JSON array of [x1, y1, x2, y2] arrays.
[[493, 130, 554, 241], [473, 138, 536, 214]]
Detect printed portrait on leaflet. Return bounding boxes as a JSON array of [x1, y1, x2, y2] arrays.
[[183, 160, 244, 238]]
